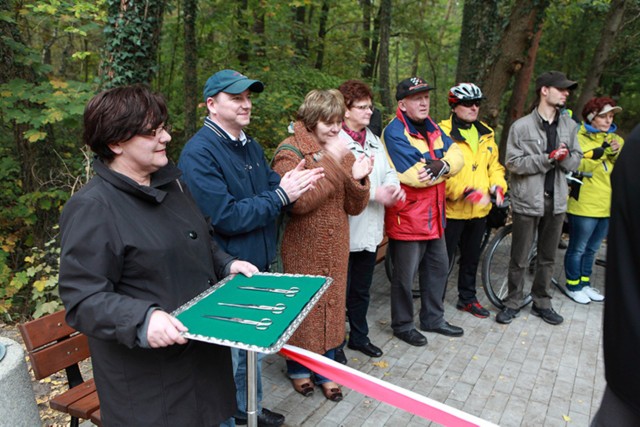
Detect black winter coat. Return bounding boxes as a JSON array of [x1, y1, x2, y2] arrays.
[[59, 159, 237, 426], [605, 123, 640, 416]]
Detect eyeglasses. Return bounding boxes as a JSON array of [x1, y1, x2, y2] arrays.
[[140, 123, 172, 137], [459, 100, 481, 108], [351, 104, 374, 111]]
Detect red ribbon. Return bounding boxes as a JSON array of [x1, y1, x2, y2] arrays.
[[279, 345, 497, 427]]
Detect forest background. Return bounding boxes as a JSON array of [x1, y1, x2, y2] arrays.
[[0, 0, 637, 321]]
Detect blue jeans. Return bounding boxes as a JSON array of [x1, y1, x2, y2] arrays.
[[286, 348, 336, 385], [231, 348, 264, 419], [564, 214, 609, 289]]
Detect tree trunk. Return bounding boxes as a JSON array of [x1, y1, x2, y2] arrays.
[[574, 0, 626, 120], [1, 0, 38, 193], [253, 1, 266, 59], [456, 0, 501, 84], [291, 6, 308, 63], [360, 0, 375, 79], [314, 0, 330, 70], [237, 0, 250, 66], [377, 0, 392, 111], [183, 0, 197, 138], [480, 0, 549, 128], [101, 0, 166, 87], [498, 25, 543, 164]]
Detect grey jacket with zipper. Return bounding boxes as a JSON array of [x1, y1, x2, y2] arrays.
[[505, 108, 582, 216]]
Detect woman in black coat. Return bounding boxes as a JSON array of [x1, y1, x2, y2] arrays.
[[58, 85, 258, 426]]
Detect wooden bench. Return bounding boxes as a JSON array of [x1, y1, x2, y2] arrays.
[[18, 310, 102, 427]]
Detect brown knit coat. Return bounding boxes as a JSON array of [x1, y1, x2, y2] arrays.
[[272, 121, 370, 354]]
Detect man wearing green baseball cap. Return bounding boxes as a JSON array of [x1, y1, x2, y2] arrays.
[[179, 70, 323, 426]]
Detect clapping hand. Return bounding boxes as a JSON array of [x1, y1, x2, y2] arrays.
[[375, 184, 406, 206], [463, 187, 490, 206], [279, 159, 325, 202], [491, 185, 505, 207], [352, 153, 374, 180], [549, 143, 568, 162]]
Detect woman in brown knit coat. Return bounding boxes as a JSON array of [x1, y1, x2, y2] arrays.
[[272, 89, 372, 401]]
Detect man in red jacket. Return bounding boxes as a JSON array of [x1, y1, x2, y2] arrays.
[[382, 77, 465, 346]]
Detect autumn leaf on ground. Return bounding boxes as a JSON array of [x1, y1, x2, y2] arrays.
[[562, 415, 571, 422], [372, 360, 389, 368]]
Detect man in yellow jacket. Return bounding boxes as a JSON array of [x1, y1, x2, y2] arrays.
[[440, 83, 507, 318]]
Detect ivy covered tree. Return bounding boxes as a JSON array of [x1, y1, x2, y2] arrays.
[[101, 0, 166, 87]]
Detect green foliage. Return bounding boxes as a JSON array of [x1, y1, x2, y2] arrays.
[[0, 78, 94, 141], [0, 233, 62, 320], [538, 0, 639, 135]]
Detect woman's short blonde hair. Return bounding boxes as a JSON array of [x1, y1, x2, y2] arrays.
[[297, 89, 345, 130]]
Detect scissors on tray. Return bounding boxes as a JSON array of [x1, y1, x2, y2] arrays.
[[217, 302, 286, 314], [203, 315, 272, 330], [237, 286, 300, 297]]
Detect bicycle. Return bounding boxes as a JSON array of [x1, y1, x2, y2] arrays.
[[481, 171, 594, 309], [384, 195, 509, 300]]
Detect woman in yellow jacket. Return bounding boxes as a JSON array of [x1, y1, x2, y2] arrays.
[[440, 83, 507, 318], [564, 98, 624, 304]]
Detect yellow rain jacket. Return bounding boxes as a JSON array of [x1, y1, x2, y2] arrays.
[[439, 116, 507, 220], [567, 123, 624, 218]]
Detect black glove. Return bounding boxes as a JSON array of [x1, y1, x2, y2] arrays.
[[424, 159, 449, 181]]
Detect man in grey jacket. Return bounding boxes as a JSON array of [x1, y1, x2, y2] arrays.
[[497, 71, 582, 325]]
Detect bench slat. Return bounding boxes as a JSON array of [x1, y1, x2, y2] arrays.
[[68, 390, 101, 419], [18, 310, 75, 351], [90, 409, 102, 427], [28, 333, 91, 380], [49, 378, 96, 412]]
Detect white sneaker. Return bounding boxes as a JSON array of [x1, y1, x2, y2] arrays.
[[582, 286, 605, 302], [566, 287, 590, 304]]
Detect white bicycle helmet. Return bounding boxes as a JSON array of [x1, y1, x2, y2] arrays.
[[448, 83, 483, 106]]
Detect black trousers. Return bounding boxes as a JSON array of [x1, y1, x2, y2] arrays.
[[445, 217, 487, 304], [346, 250, 377, 346]]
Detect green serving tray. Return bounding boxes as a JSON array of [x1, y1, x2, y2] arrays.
[[172, 272, 332, 353]]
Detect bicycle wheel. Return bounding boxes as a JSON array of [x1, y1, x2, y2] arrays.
[[481, 224, 533, 310]]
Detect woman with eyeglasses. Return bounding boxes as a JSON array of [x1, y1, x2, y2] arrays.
[[336, 80, 404, 361], [271, 89, 372, 402], [58, 85, 258, 426], [439, 83, 507, 319]]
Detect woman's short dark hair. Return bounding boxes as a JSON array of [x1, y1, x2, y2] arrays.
[[83, 85, 168, 161], [338, 80, 374, 109]]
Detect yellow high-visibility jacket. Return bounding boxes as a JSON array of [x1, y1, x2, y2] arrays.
[[567, 123, 624, 218], [439, 116, 507, 220]]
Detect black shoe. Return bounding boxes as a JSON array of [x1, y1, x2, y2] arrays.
[[234, 408, 285, 427], [347, 341, 383, 357], [334, 347, 347, 365], [393, 329, 428, 346], [456, 301, 490, 318], [496, 307, 520, 324], [421, 321, 464, 337], [531, 304, 564, 325]]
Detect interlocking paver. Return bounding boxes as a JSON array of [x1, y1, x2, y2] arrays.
[[256, 244, 605, 426]]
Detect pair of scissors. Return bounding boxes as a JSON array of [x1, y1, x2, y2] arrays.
[[237, 286, 300, 298], [217, 302, 286, 314], [203, 315, 272, 330]]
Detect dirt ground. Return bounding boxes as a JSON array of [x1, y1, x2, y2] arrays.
[[1, 322, 93, 426]]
